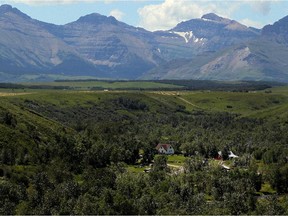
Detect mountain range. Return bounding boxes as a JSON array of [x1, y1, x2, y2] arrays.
[[144, 15, 288, 82], [0, 4, 288, 82]]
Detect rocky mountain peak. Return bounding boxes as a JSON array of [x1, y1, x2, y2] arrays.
[[170, 12, 256, 40], [0, 4, 30, 19], [202, 13, 224, 22], [171, 13, 235, 32], [201, 13, 232, 25], [0, 4, 13, 13], [76, 13, 118, 25]]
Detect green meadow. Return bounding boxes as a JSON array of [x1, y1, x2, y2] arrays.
[[22, 80, 184, 90]]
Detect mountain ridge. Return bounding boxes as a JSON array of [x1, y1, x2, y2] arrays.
[[0, 4, 30, 19]]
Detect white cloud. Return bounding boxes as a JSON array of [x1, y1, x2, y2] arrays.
[[1, 0, 97, 5], [137, 0, 280, 31], [109, 9, 125, 20], [137, 0, 239, 31], [250, 1, 271, 15]]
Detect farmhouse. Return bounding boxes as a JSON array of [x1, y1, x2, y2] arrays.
[[156, 144, 175, 155]]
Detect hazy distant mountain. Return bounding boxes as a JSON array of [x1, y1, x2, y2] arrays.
[[152, 13, 259, 60], [42, 13, 165, 79], [144, 15, 288, 82], [0, 4, 287, 82], [0, 5, 164, 80], [0, 4, 101, 78]]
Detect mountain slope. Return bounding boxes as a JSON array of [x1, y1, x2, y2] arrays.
[[0, 4, 101, 77], [144, 15, 288, 82], [262, 15, 288, 43], [41, 13, 165, 79], [152, 13, 259, 61]]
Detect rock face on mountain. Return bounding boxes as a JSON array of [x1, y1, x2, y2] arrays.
[[144, 15, 288, 82], [0, 4, 288, 82]]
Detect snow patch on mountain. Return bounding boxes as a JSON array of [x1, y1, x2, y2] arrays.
[[169, 31, 204, 44], [201, 18, 212, 22], [171, 31, 193, 43]]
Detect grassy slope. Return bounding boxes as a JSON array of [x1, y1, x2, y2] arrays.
[[142, 87, 288, 121], [176, 89, 288, 118], [2, 85, 288, 119]]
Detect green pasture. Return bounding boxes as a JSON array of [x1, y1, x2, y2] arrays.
[[167, 154, 186, 166], [1, 85, 288, 121], [144, 87, 288, 119], [5, 91, 114, 108], [177, 88, 288, 116]]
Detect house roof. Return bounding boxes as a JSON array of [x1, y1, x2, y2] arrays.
[[156, 144, 173, 151]]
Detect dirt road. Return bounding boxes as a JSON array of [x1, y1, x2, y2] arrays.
[[177, 97, 202, 109]]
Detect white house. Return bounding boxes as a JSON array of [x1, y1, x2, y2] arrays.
[[156, 144, 175, 155]]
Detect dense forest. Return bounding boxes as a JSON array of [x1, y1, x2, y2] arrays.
[[1, 89, 288, 215]]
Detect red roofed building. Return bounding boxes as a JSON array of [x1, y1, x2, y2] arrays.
[[156, 144, 175, 155]]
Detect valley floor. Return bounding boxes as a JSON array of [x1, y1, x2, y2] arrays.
[[0, 83, 288, 215]]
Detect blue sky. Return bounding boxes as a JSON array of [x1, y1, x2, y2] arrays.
[[1, 0, 288, 31]]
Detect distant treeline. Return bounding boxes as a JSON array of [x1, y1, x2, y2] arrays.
[[55, 79, 286, 91], [55, 79, 123, 83], [154, 80, 285, 91], [0, 83, 72, 90], [0, 80, 286, 91], [0, 83, 26, 89]]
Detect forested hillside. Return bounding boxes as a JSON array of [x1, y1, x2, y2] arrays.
[[1, 88, 288, 214]]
